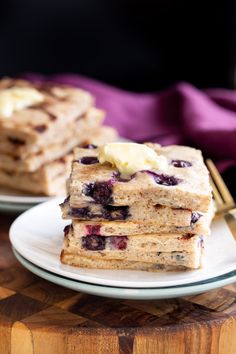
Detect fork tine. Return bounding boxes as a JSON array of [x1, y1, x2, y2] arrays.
[[206, 159, 235, 205], [209, 177, 224, 206], [225, 212, 236, 241]]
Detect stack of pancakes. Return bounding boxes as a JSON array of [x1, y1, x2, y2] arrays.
[[60, 143, 214, 271], [0, 78, 117, 195]]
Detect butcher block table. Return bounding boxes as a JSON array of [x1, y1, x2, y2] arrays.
[[1, 214, 236, 354]]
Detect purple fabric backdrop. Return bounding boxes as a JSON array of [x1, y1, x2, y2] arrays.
[[23, 73, 236, 172]]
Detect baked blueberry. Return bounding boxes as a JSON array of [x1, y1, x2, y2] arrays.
[[144, 170, 182, 186], [85, 224, 101, 236], [79, 156, 99, 165], [63, 224, 71, 236], [114, 172, 133, 182], [64, 195, 70, 203], [33, 124, 47, 133], [82, 235, 106, 251], [175, 254, 185, 261], [199, 236, 204, 248], [82, 144, 97, 149], [70, 207, 90, 218], [191, 212, 202, 224], [171, 252, 185, 261], [83, 182, 113, 204], [178, 233, 194, 240], [103, 205, 130, 220], [171, 160, 192, 168], [109, 236, 128, 250], [8, 137, 25, 145]]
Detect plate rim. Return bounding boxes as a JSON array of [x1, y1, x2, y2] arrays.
[[0, 193, 51, 204], [0, 202, 36, 212], [9, 197, 236, 289], [13, 248, 236, 300]]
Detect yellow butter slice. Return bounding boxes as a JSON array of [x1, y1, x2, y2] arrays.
[[98, 142, 167, 178], [0, 87, 44, 118]]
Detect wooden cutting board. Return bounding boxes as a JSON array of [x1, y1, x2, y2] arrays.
[[1, 215, 236, 354]]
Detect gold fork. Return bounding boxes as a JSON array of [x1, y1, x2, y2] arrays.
[[206, 159, 236, 240], [206, 159, 235, 215]]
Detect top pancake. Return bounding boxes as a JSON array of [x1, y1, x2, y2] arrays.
[[68, 143, 212, 212]]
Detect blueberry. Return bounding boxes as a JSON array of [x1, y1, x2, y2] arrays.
[[85, 224, 101, 236], [113, 172, 133, 182], [79, 156, 99, 165], [82, 144, 97, 149], [64, 195, 70, 203], [172, 252, 185, 261], [155, 264, 165, 270], [8, 137, 25, 145], [114, 170, 182, 186], [103, 205, 130, 220], [191, 212, 202, 224], [109, 236, 128, 250], [48, 113, 57, 121], [58, 157, 66, 163], [171, 160, 192, 168], [82, 235, 106, 250], [68, 205, 130, 221], [63, 224, 71, 236], [33, 124, 47, 133], [199, 236, 204, 248], [176, 254, 185, 261], [83, 182, 113, 205], [178, 233, 194, 240], [143, 170, 182, 186], [70, 207, 90, 218]]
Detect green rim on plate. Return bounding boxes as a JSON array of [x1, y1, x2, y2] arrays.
[[13, 248, 236, 300], [0, 202, 35, 212]]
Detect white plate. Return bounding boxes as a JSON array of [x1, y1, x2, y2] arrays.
[[13, 248, 236, 300], [0, 186, 50, 204], [9, 197, 236, 289]]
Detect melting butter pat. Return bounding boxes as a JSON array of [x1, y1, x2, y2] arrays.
[[98, 142, 168, 178], [0, 87, 44, 118]]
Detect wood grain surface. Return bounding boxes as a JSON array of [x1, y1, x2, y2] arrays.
[[0, 213, 236, 354]]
